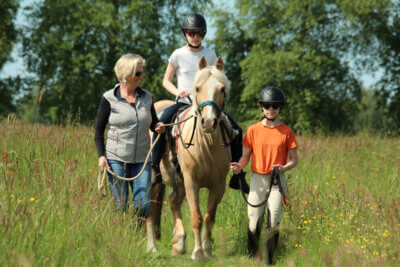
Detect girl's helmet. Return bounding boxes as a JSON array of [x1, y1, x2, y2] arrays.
[[259, 86, 285, 104], [181, 13, 207, 36]]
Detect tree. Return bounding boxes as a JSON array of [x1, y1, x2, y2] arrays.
[[22, 0, 211, 123], [0, 0, 19, 117], [345, 1, 400, 131], [0, 0, 19, 70], [212, 0, 398, 133]]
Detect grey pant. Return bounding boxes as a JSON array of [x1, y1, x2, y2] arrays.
[[248, 172, 287, 232]]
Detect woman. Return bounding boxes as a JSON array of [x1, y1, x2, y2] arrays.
[[151, 13, 249, 193], [94, 54, 165, 217], [230, 86, 299, 263]]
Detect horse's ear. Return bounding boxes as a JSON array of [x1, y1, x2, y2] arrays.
[[199, 56, 207, 70], [215, 56, 223, 71]]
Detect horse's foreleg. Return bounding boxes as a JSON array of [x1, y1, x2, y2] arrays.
[[170, 184, 186, 255], [185, 183, 204, 261], [146, 183, 165, 253], [202, 187, 224, 258]]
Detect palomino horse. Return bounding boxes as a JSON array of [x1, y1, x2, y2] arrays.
[[147, 56, 231, 260]]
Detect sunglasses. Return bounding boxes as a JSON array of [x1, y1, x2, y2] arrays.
[[185, 30, 205, 38], [134, 71, 144, 77], [261, 102, 282, 110]]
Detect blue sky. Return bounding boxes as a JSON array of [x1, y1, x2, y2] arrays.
[[0, 0, 379, 87]]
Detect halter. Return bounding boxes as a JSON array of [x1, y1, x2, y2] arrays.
[[197, 100, 221, 117]]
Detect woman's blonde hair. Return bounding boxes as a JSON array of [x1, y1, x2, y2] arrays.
[[114, 54, 146, 83]]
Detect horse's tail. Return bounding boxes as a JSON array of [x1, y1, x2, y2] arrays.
[[150, 182, 166, 240]]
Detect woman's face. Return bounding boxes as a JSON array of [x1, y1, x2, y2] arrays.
[[185, 30, 204, 47], [261, 102, 282, 120], [126, 63, 144, 84]]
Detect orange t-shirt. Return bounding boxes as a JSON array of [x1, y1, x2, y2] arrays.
[[243, 122, 297, 174]]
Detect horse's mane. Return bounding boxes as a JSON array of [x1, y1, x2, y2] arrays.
[[191, 66, 230, 111]]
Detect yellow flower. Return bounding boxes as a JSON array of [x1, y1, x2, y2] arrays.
[[17, 200, 22, 204], [163, 201, 167, 205], [29, 197, 35, 202]]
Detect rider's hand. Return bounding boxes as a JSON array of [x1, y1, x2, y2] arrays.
[[272, 164, 285, 174], [177, 90, 191, 98], [98, 156, 109, 172], [155, 122, 166, 134], [230, 162, 242, 174]]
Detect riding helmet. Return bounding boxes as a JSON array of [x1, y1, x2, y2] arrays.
[[259, 86, 285, 104], [181, 13, 207, 35]]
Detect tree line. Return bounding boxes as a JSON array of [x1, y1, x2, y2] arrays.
[[1, 0, 399, 134]]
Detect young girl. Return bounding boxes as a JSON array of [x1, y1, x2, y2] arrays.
[[151, 13, 249, 193], [230, 86, 298, 263]]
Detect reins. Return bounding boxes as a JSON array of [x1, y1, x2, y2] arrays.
[[239, 167, 289, 208]]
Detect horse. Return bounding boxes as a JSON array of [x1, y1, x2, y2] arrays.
[[146, 56, 231, 260]]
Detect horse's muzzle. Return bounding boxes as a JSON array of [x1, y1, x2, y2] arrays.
[[201, 117, 218, 131]]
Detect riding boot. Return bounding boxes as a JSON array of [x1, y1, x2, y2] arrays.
[[151, 164, 162, 185], [247, 228, 261, 260], [229, 171, 250, 194], [247, 217, 263, 260], [265, 227, 280, 265]]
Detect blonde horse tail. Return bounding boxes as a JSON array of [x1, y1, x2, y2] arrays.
[[150, 182, 166, 240]]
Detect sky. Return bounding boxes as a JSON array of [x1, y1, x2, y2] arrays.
[[0, 0, 379, 88]]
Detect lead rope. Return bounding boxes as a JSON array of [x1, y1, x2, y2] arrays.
[[97, 115, 194, 191]]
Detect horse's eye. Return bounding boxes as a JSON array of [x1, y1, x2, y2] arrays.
[[221, 87, 225, 94], [196, 87, 200, 93]]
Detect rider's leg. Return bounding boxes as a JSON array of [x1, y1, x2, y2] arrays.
[[247, 172, 268, 259], [151, 103, 185, 184]]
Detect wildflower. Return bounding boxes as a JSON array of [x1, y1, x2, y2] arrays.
[[17, 200, 22, 204], [163, 201, 167, 205], [30, 197, 35, 202]]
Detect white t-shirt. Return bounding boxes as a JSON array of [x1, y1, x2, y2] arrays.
[[169, 46, 217, 104]]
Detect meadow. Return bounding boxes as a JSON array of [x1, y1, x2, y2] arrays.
[[1, 116, 399, 266]]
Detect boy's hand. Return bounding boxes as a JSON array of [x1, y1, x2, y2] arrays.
[[272, 164, 285, 174], [230, 162, 242, 174]]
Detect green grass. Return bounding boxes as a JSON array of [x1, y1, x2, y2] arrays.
[[1, 118, 399, 266]]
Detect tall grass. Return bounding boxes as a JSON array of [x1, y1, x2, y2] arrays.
[[1, 118, 399, 266]]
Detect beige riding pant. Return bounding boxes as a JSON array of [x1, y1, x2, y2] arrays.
[[248, 172, 287, 232]]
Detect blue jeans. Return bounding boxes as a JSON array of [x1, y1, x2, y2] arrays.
[[107, 160, 151, 217]]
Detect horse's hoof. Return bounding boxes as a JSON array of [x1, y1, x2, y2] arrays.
[[203, 248, 212, 258], [147, 244, 158, 253], [202, 240, 212, 258], [191, 248, 205, 261], [171, 232, 186, 255], [172, 247, 184, 256]]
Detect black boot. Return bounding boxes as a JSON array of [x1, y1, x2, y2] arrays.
[[265, 227, 279, 265], [229, 171, 250, 194], [151, 164, 162, 185], [247, 228, 260, 259]]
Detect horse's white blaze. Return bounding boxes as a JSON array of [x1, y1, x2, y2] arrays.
[[201, 78, 219, 130]]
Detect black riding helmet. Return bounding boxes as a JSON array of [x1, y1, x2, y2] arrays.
[[181, 13, 207, 35], [259, 86, 285, 104]]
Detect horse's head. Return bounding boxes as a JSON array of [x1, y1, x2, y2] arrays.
[[193, 56, 230, 132]]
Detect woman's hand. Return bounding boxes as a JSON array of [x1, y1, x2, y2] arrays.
[[155, 122, 166, 134], [177, 90, 191, 98], [230, 162, 242, 174], [98, 156, 109, 172]]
